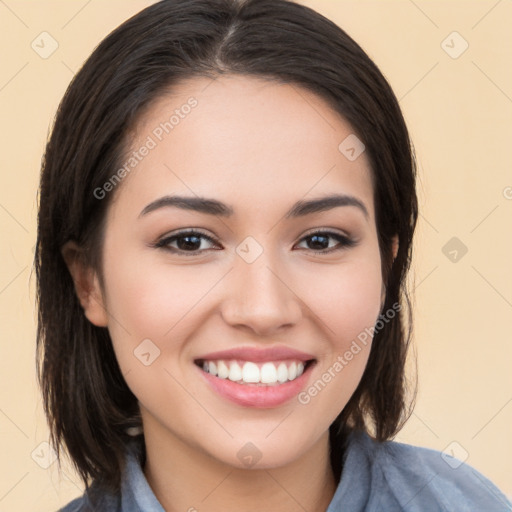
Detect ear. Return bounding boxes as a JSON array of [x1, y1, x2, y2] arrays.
[[61, 241, 109, 327], [380, 235, 399, 309]]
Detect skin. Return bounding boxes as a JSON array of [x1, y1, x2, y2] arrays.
[[64, 75, 398, 512]]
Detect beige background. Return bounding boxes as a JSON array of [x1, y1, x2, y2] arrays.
[[0, 0, 511, 510]]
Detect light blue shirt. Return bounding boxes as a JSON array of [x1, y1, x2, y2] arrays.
[[59, 431, 512, 511]]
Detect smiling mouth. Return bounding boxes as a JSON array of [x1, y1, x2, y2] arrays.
[[194, 358, 317, 386]]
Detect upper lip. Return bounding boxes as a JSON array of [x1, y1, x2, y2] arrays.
[[195, 346, 316, 363]]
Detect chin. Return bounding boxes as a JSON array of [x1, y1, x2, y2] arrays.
[[200, 426, 326, 471]]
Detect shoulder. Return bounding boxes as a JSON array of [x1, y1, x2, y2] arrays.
[[57, 484, 120, 512], [58, 496, 88, 512], [57, 437, 147, 512], [345, 431, 512, 511]]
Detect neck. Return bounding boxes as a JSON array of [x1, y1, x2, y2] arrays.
[[142, 420, 337, 512]]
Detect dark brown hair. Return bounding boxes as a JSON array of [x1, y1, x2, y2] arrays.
[[36, 0, 418, 495]]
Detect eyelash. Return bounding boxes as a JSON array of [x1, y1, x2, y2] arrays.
[[153, 229, 357, 257]]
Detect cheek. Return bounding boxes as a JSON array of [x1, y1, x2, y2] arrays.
[[99, 250, 205, 415], [100, 241, 224, 374], [299, 252, 384, 347], [102, 227, 203, 329], [292, 250, 383, 421]]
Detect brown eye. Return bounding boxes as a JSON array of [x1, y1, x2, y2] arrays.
[[295, 230, 357, 254], [154, 230, 220, 256]]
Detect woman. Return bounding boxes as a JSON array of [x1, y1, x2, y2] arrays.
[[35, 0, 511, 510]]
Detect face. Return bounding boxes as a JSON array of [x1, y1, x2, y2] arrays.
[[75, 75, 387, 470]]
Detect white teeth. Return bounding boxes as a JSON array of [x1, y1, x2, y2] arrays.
[[288, 362, 297, 380], [217, 360, 229, 379], [228, 361, 242, 382], [276, 362, 288, 383], [242, 362, 260, 383], [260, 362, 277, 384], [200, 359, 309, 385]]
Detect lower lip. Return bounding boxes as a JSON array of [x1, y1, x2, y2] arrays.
[[196, 363, 314, 408]]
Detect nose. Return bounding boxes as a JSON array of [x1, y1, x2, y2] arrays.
[[220, 253, 302, 337]]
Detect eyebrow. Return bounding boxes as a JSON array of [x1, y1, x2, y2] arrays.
[[139, 193, 369, 220]]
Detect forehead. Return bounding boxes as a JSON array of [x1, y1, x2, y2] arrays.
[[112, 75, 374, 221]]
